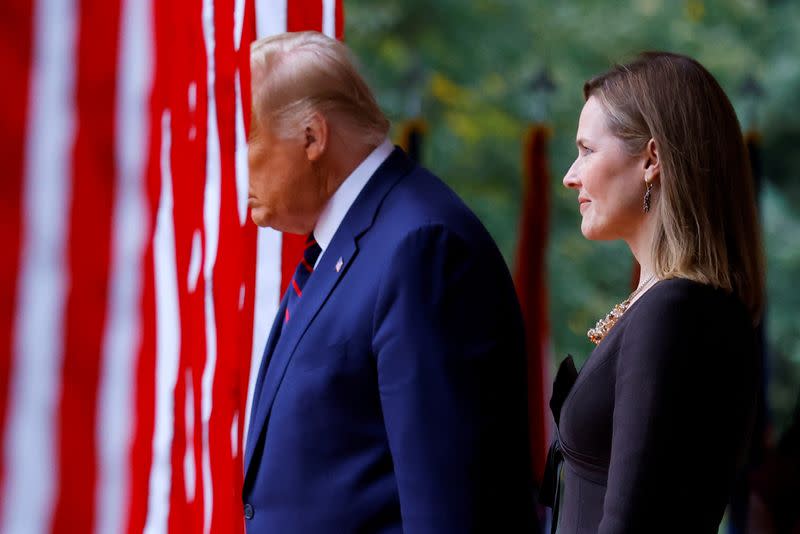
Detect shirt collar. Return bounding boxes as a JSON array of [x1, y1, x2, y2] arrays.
[[313, 137, 394, 255]]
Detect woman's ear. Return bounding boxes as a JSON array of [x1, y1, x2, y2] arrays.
[[644, 138, 660, 184]]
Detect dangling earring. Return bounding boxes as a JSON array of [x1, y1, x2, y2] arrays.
[[643, 178, 653, 213]]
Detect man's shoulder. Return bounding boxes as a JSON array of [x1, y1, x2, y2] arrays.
[[376, 164, 486, 242]]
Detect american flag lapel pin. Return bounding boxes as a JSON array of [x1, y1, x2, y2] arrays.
[[335, 257, 344, 272]]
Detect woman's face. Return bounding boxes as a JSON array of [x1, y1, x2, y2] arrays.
[[563, 96, 649, 241]]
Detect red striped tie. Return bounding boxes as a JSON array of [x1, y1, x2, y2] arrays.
[[284, 234, 322, 323]]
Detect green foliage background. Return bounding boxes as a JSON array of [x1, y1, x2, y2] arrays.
[[345, 0, 800, 437]]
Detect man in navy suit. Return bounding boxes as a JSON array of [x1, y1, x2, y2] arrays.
[[244, 31, 535, 533]]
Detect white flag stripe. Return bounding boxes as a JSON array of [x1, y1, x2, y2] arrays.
[[235, 71, 249, 227], [94, 0, 153, 531], [1, 0, 77, 531], [201, 292, 218, 534], [144, 110, 182, 534], [188, 230, 203, 293], [201, 0, 223, 530], [202, 5, 222, 280], [322, 0, 336, 37], [244, 226, 282, 444], [234, 0, 246, 50], [231, 412, 239, 458], [184, 369, 197, 503], [255, 0, 287, 39]]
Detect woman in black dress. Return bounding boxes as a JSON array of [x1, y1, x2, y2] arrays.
[[544, 52, 765, 533]]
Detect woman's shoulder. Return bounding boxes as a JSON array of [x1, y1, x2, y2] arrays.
[[630, 276, 748, 324], [619, 277, 755, 366]]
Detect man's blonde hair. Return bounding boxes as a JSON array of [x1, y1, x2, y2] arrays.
[[250, 31, 389, 146], [584, 52, 765, 321]]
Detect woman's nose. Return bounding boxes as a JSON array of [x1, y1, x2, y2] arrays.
[[563, 161, 580, 189]]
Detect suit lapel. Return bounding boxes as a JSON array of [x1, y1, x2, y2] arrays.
[[243, 147, 414, 479], [243, 235, 357, 476], [244, 292, 288, 468]]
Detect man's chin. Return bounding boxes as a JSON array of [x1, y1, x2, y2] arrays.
[[249, 210, 297, 233], [248, 206, 313, 234], [249, 207, 272, 228]]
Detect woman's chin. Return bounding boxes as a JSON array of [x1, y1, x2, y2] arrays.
[[580, 221, 609, 241], [580, 220, 596, 240]]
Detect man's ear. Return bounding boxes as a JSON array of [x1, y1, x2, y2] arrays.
[[304, 112, 328, 162], [643, 138, 660, 184]]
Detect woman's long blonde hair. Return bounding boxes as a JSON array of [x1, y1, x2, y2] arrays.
[[585, 52, 765, 321]]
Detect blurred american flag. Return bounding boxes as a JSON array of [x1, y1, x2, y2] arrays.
[[0, 0, 342, 532]]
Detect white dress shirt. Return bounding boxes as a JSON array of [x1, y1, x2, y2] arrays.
[[313, 137, 394, 266]]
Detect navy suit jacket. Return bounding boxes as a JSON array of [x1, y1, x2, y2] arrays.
[[243, 148, 535, 533]]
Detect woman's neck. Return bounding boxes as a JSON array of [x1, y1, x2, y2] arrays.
[[625, 214, 659, 295]]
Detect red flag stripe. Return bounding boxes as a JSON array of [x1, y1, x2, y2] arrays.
[[124, 0, 164, 529], [335, 0, 344, 39], [51, 0, 123, 529], [0, 0, 33, 515], [143, 0, 204, 529], [93, 0, 154, 531], [287, 0, 322, 32], [200, 0, 237, 528], [125, 250, 158, 534], [209, 0, 251, 528], [279, 0, 326, 299], [142, 109, 183, 534], [125, 2, 172, 534], [168, 0, 206, 528], [1, 0, 78, 530]]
